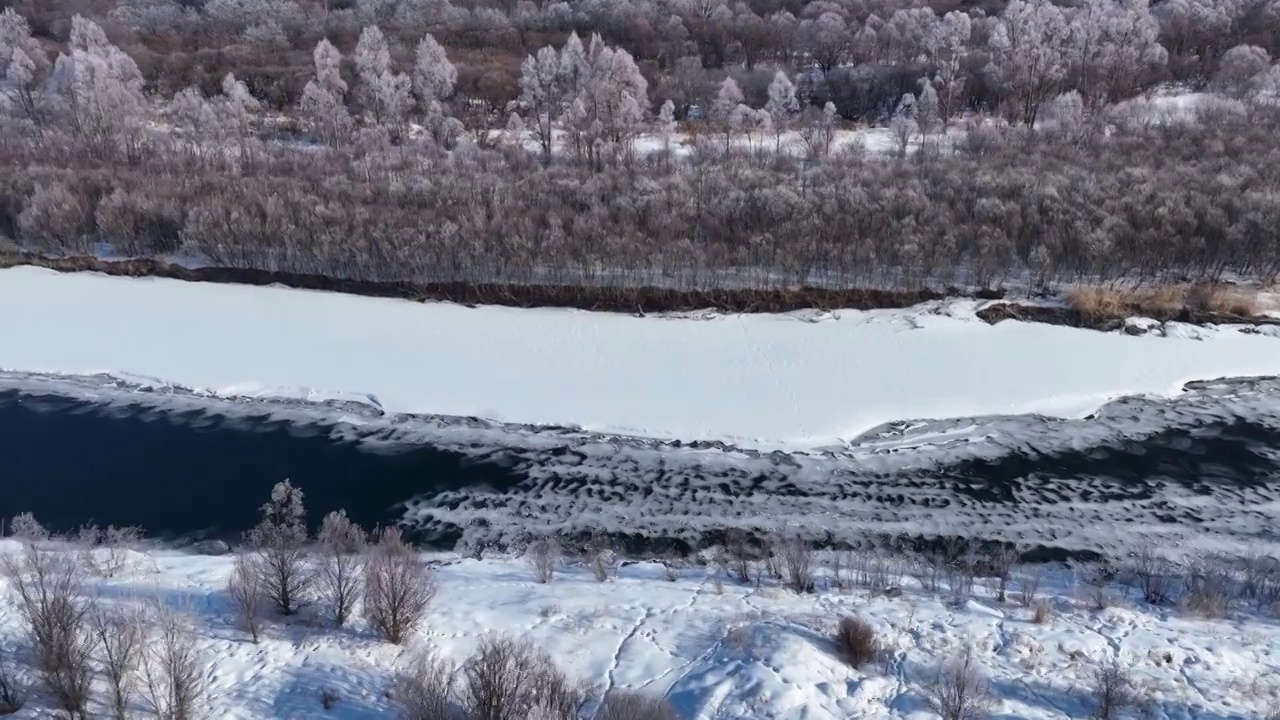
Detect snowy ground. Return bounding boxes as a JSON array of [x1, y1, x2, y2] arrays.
[[3, 266, 1280, 452], [1, 541, 1278, 720]]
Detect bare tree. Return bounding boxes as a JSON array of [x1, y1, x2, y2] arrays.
[[91, 605, 147, 720], [140, 603, 206, 720], [925, 644, 995, 720], [526, 536, 561, 584], [596, 690, 678, 720], [363, 527, 436, 645], [984, 546, 1019, 603], [463, 634, 585, 720], [780, 535, 813, 593], [246, 479, 310, 616], [1089, 658, 1136, 720], [227, 552, 265, 643], [391, 646, 456, 720], [723, 528, 752, 584], [1, 541, 96, 719], [312, 509, 367, 627]]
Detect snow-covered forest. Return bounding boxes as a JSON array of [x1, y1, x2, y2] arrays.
[[1, 0, 1279, 290]]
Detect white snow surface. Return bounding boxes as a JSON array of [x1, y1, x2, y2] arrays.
[[2, 542, 1279, 720], [4, 266, 1280, 450]]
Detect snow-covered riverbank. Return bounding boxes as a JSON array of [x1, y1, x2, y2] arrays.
[[1, 542, 1277, 720]]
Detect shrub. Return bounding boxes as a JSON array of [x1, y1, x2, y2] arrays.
[[363, 527, 436, 645], [1016, 569, 1041, 607], [1032, 599, 1052, 624], [1181, 557, 1237, 619], [462, 634, 585, 720], [139, 602, 206, 720], [925, 644, 995, 720], [91, 606, 147, 720], [596, 690, 679, 720], [1187, 283, 1259, 316], [7, 512, 49, 543], [391, 648, 456, 720], [1126, 545, 1174, 605], [1, 541, 96, 719], [526, 536, 561, 584], [228, 552, 266, 643], [833, 616, 879, 669], [312, 509, 367, 627], [1088, 658, 1136, 720]]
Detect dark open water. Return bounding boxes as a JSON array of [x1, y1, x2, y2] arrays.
[[2, 387, 1278, 558]]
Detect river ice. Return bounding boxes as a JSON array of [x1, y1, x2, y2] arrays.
[[4, 266, 1280, 450]]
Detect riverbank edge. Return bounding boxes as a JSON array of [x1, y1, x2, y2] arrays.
[[5, 251, 1279, 330]]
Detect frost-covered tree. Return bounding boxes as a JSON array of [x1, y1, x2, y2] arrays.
[[300, 38, 353, 146], [800, 100, 837, 158], [412, 33, 456, 109], [41, 16, 147, 149], [204, 0, 303, 34], [1212, 44, 1271, 98], [987, 0, 1073, 127], [890, 93, 918, 157], [657, 98, 676, 153], [764, 70, 798, 152], [312, 510, 366, 628], [1, 8, 47, 121], [712, 76, 744, 150], [925, 10, 971, 123], [916, 77, 940, 134], [558, 31, 587, 99], [1070, 0, 1167, 106], [170, 86, 218, 141], [354, 26, 412, 130], [505, 110, 526, 146], [108, 0, 189, 35], [519, 45, 562, 159], [246, 479, 310, 616], [577, 38, 648, 150], [800, 12, 853, 78], [217, 73, 260, 141]]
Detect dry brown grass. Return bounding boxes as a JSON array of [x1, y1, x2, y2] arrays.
[[1068, 284, 1260, 319], [1187, 283, 1261, 316], [1067, 287, 1130, 318]]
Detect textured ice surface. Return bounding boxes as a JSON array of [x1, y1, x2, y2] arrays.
[[3, 370, 1277, 560]]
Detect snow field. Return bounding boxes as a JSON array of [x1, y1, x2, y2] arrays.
[[4, 267, 1280, 451], [2, 542, 1279, 719]]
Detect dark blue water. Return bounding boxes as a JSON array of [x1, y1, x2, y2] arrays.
[[0, 390, 521, 541], [2, 387, 1278, 558]]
